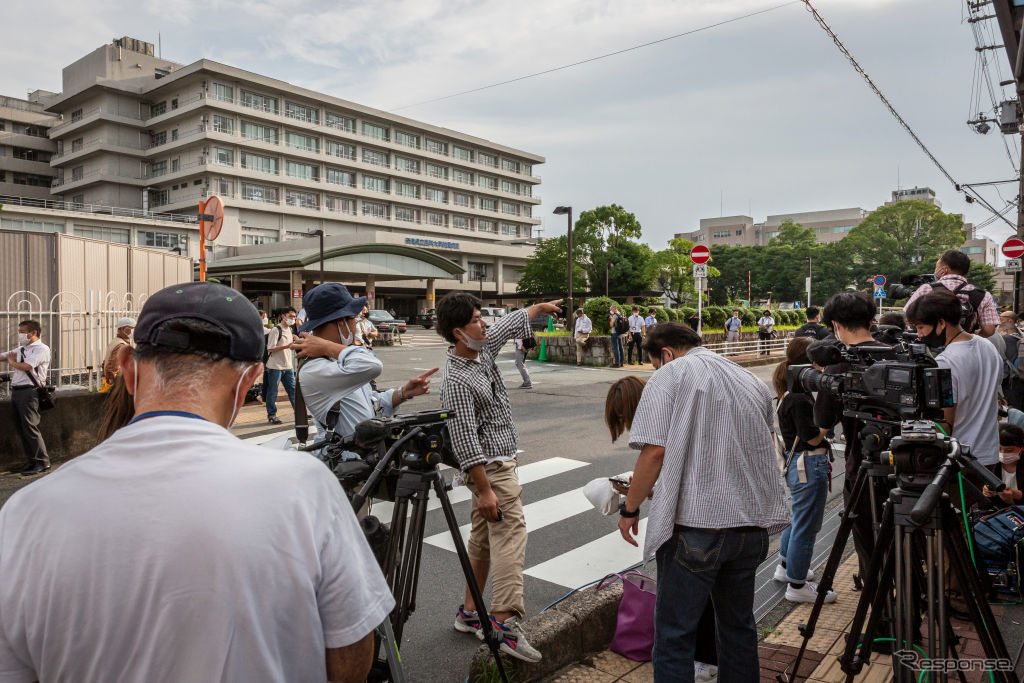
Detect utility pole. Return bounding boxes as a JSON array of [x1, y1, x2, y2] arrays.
[[1017, 133, 1024, 313]]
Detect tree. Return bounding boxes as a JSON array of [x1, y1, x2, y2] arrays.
[[587, 239, 656, 296], [842, 200, 966, 286], [647, 238, 720, 305], [771, 219, 816, 248], [516, 236, 587, 297], [574, 204, 642, 256], [968, 261, 997, 295]]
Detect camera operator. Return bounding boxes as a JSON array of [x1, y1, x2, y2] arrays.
[[437, 292, 562, 663], [903, 249, 999, 338], [292, 283, 436, 455], [794, 306, 831, 340], [0, 282, 393, 682], [906, 290, 1001, 468]]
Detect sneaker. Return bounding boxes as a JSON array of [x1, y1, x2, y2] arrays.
[[519, 382, 533, 389], [453, 605, 481, 636], [268, 416, 282, 425], [477, 615, 542, 663], [773, 564, 814, 582], [694, 661, 719, 682], [785, 581, 837, 604]]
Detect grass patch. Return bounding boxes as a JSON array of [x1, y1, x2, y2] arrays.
[[536, 330, 573, 337]]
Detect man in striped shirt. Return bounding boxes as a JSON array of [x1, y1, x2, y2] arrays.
[[618, 322, 789, 680]]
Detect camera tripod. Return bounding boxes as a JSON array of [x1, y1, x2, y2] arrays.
[[780, 423, 1018, 683], [349, 427, 511, 683]]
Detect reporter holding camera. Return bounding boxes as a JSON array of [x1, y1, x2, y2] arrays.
[[906, 290, 1002, 467], [292, 283, 436, 452], [437, 292, 562, 663], [983, 423, 1024, 506]]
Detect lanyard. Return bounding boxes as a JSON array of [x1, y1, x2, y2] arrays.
[[128, 410, 208, 425]]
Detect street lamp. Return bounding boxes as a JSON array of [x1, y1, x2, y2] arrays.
[[605, 262, 610, 298], [308, 229, 325, 283], [803, 256, 812, 308], [477, 270, 487, 300], [553, 206, 573, 314]]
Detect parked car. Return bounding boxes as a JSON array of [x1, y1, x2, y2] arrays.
[[415, 309, 437, 329], [367, 309, 400, 333], [480, 307, 507, 326]]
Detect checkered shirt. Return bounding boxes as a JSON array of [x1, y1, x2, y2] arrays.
[[440, 308, 532, 472], [903, 274, 999, 329]]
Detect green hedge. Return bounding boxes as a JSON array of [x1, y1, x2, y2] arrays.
[[583, 296, 619, 334]]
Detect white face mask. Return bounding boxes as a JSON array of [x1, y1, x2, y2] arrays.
[[1000, 450, 1021, 465], [227, 365, 256, 428], [283, 317, 295, 326], [458, 329, 487, 352], [337, 319, 355, 345], [17, 333, 30, 346]]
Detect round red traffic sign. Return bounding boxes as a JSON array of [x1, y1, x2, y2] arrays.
[[1003, 238, 1024, 259], [690, 245, 710, 264]]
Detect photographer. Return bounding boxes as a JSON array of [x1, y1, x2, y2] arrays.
[[903, 249, 999, 338], [437, 292, 562, 663], [906, 290, 1001, 467], [794, 306, 831, 340], [292, 283, 436, 455], [0, 282, 393, 682]]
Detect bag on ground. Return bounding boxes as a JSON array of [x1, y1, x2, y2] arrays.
[[597, 569, 656, 661]]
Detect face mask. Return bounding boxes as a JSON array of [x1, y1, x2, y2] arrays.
[[919, 324, 946, 350], [1000, 450, 1020, 465], [17, 333, 29, 346], [284, 318, 295, 326], [458, 329, 487, 352], [227, 365, 256, 428], [337, 319, 355, 345]]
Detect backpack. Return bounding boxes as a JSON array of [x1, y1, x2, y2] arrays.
[[613, 313, 629, 335], [932, 281, 987, 334], [973, 507, 1024, 563], [521, 336, 537, 350], [1003, 334, 1024, 380]]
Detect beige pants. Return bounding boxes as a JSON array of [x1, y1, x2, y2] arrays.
[[466, 460, 526, 618], [575, 333, 589, 364]]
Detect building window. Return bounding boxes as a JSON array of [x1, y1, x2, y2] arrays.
[[241, 91, 278, 114], [453, 215, 471, 230], [501, 201, 519, 216], [395, 157, 420, 174], [211, 83, 234, 102], [146, 162, 168, 178], [832, 225, 853, 233], [326, 167, 355, 187], [468, 262, 492, 280], [213, 115, 233, 134], [362, 148, 389, 167], [425, 211, 447, 227], [148, 189, 169, 207], [285, 101, 318, 124], [362, 122, 389, 141], [479, 198, 497, 212], [501, 180, 520, 195], [326, 140, 355, 160], [477, 175, 498, 191], [325, 196, 356, 214], [766, 231, 780, 240], [286, 190, 319, 209], [963, 246, 983, 254], [362, 201, 389, 219], [454, 169, 473, 185], [171, 158, 180, 173], [241, 228, 279, 245], [713, 231, 731, 238], [70, 109, 83, 122], [395, 206, 419, 223], [478, 151, 497, 168], [477, 219, 496, 234], [14, 172, 53, 187], [139, 230, 188, 250], [523, 163, 533, 176], [213, 147, 234, 166], [454, 193, 473, 208], [425, 163, 447, 180], [325, 112, 355, 133], [286, 131, 319, 153], [425, 139, 448, 156], [150, 101, 167, 117], [286, 160, 319, 181], [453, 146, 474, 162], [425, 187, 448, 204], [395, 131, 420, 149], [395, 181, 420, 199], [150, 131, 167, 147], [12, 147, 52, 162], [241, 120, 279, 144], [216, 177, 235, 196], [695, 234, 706, 241], [170, 129, 179, 142], [362, 175, 390, 194], [500, 222, 519, 237], [502, 159, 521, 174], [815, 226, 829, 234], [0, 218, 63, 233], [73, 225, 130, 244], [241, 152, 278, 175], [242, 183, 279, 203]]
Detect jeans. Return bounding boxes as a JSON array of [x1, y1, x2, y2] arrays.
[[627, 332, 644, 364], [778, 452, 830, 583], [265, 368, 295, 418], [514, 349, 531, 385], [610, 332, 624, 365], [654, 526, 768, 683]]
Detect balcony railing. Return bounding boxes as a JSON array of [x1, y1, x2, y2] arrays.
[[0, 193, 197, 223]]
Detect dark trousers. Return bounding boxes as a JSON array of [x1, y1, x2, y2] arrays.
[[12, 388, 49, 467], [653, 526, 767, 683], [609, 333, 624, 366], [627, 332, 644, 364]]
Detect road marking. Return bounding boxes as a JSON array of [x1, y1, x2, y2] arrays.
[[241, 427, 317, 445], [424, 485, 595, 552], [523, 518, 649, 588]]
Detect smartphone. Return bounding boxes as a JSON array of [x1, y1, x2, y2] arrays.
[[608, 477, 630, 488]]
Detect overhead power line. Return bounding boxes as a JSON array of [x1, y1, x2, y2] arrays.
[[801, 0, 1016, 231], [391, 0, 801, 111]]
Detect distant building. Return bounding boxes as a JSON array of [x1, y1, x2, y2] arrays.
[[885, 186, 940, 208], [0, 93, 59, 198]]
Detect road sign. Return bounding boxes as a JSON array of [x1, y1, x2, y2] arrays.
[[873, 275, 886, 287], [873, 286, 886, 299], [690, 245, 710, 264], [292, 288, 302, 299], [693, 263, 708, 278], [1003, 238, 1024, 259], [1007, 258, 1023, 273]]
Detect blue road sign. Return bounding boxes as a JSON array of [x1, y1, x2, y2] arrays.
[[873, 287, 886, 299], [873, 275, 886, 287]]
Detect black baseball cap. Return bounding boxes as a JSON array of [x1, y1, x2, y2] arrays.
[[134, 282, 264, 362]]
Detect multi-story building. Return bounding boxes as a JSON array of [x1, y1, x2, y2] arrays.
[[0, 93, 59, 198], [885, 186, 940, 208], [676, 208, 867, 247]]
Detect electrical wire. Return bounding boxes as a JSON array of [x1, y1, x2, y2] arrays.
[[965, 2, 1019, 172], [801, 0, 1017, 231], [390, 0, 801, 111]]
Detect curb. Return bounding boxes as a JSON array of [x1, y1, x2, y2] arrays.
[[466, 582, 624, 681]]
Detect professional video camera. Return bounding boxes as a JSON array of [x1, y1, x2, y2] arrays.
[[888, 273, 937, 300]]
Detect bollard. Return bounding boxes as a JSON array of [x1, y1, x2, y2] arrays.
[[538, 315, 553, 362]]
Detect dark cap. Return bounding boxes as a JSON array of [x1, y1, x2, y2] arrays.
[[299, 283, 367, 333], [134, 282, 264, 362]]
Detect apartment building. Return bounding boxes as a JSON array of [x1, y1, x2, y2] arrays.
[[0, 94, 59, 198], [27, 37, 543, 311]]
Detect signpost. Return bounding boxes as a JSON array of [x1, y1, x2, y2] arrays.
[[1007, 258, 1022, 274], [1002, 238, 1024, 259], [1003, 240, 1024, 312], [690, 247, 710, 335]]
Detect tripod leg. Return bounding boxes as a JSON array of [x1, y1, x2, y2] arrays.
[[431, 475, 510, 683], [384, 498, 410, 591], [375, 618, 408, 683], [392, 493, 430, 646]]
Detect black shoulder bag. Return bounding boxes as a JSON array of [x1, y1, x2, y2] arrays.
[[21, 349, 55, 411]]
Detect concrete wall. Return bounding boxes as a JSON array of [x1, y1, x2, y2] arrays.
[[0, 391, 107, 468]]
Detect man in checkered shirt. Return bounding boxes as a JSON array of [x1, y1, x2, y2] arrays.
[[903, 249, 999, 338], [437, 292, 561, 663]]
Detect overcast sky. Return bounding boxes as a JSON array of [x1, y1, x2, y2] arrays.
[[4, 0, 1019, 251]]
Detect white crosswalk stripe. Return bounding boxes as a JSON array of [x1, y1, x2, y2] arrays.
[[524, 519, 649, 588]]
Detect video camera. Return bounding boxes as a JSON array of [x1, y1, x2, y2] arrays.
[[888, 273, 937, 300]]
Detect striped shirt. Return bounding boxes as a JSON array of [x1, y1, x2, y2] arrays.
[[629, 346, 790, 559]]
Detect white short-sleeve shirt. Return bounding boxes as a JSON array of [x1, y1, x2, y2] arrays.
[[936, 335, 1002, 465], [0, 415, 394, 683]]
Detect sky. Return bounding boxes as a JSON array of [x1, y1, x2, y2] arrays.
[[4, 0, 1020, 251]]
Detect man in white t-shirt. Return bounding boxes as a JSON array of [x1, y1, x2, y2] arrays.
[[0, 281, 393, 683], [907, 290, 1002, 466], [265, 307, 296, 425]]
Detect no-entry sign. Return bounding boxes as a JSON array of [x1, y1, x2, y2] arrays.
[[690, 245, 710, 264], [1003, 238, 1024, 259]]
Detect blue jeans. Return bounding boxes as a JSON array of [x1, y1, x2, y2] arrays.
[[778, 452, 830, 583], [265, 368, 295, 418], [654, 526, 768, 683], [610, 332, 624, 365]]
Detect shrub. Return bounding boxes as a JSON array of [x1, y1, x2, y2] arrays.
[[654, 307, 671, 323], [740, 309, 757, 326], [701, 306, 725, 330], [583, 296, 619, 334]]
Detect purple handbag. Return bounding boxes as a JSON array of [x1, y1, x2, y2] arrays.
[[597, 569, 657, 661]]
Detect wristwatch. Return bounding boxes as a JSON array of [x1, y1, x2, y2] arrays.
[[397, 387, 406, 401], [619, 501, 640, 518]]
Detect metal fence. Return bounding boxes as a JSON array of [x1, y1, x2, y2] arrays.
[[1, 290, 146, 400], [703, 332, 795, 359]]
